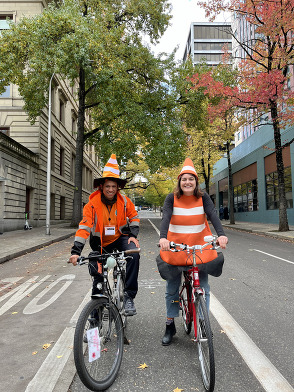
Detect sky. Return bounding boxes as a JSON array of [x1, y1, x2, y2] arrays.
[[150, 0, 230, 61]]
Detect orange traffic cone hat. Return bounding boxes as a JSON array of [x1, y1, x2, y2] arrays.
[[178, 158, 198, 180], [93, 154, 127, 189]]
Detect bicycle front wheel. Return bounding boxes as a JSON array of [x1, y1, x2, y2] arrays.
[[194, 294, 215, 392], [74, 298, 124, 391], [116, 271, 127, 328]]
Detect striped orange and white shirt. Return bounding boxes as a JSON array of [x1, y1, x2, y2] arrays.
[[160, 194, 218, 266]]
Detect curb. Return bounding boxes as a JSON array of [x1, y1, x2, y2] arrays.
[[0, 232, 75, 264], [223, 225, 294, 242]]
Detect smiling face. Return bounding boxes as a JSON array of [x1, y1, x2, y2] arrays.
[[180, 174, 197, 196], [101, 179, 118, 200]]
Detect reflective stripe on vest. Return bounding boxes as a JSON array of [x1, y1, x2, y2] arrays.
[[160, 194, 217, 266]]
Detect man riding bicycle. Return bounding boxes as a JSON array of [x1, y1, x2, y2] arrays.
[[69, 154, 140, 316]]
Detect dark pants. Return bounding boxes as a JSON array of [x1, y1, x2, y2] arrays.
[[92, 235, 140, 299]]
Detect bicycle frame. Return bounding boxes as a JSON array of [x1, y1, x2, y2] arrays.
[[179, 251, 205, 341]]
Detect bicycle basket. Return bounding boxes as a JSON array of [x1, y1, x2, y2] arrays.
[[197, 252, 224, 277]]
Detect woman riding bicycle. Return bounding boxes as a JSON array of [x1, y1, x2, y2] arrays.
[[159, 158, 228, 345]]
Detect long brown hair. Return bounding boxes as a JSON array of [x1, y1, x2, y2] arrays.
[[174, 174, 203, 199]]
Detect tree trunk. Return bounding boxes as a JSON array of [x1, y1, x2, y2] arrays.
[[270, 101, 289, 231], [226, 140, 235, 224], [71, 67, 86, 227]]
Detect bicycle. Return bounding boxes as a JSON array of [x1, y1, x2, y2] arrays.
[[73, 247, 140, 391], [170, 235, 221, 392]]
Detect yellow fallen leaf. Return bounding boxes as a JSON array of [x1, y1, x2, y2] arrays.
[[11, 312, 18, 314], [138, 363, 148, 369], [42, 343, 51, 350], [32, 351, 38, 355], [151, 292, 155, 294], [173, 388, 184, 392], [57, 355, 63, 358]]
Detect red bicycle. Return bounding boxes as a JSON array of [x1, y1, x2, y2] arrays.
[[171, 235, 220, 392]]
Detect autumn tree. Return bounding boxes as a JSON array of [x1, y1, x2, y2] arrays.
[[0, 0, 185, 226], [172, 59, 229, 195], [199, 0, 294, 230]]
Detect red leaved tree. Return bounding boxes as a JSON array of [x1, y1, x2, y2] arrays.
[[195, 0, 294, 231]]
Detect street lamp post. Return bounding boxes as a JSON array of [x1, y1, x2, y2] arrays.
[[46, 73, 54, 235]]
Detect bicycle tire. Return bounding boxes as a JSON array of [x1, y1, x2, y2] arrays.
[[194, 294, 215, 392], [116, 270, 127, 328], [179, 278, 192, 334], [74, 298, 124, 391]]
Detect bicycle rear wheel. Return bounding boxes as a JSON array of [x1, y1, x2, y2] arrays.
[[74, 298, 124, 391], [194, 294, 215, 392], [179, 278, 192, 334]]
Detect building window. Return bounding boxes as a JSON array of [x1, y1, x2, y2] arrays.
[[59, 147, 65, 176], [59, 99, 65, 123], [0, 15, 12, 31], [71, 116, 77, 136], [265, 167, 293, 210], [0, 127, 10, 135], [71, 153, 75, 181], [234, 179, 258, 212]]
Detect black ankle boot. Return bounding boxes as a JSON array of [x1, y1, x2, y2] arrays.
[[162, 322, 176, 346]]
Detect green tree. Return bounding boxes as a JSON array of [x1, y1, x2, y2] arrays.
[[0, 0, 185, 226]]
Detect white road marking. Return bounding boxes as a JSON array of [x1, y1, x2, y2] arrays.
[[25, 290, 91, 392], [211, 294, 294, 392], [149, 220, 293, 391], [0, 277, 23, 293], [251, 249, 294, 265], [148, 219, 159, 235], [23, 274, 75, 314]]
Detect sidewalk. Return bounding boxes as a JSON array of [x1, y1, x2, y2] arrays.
[[0, 224, 76, 264], [0, 218, 293, 265]]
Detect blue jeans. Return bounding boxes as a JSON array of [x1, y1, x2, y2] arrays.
[[165, 271, 210, 318]]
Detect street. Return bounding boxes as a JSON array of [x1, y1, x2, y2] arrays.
[[0, 211, 293, 392]]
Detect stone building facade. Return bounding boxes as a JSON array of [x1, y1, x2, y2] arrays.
[[0, 0, 100, 232]]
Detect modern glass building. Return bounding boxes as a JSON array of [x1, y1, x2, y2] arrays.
[[183, 22, 232, 65]]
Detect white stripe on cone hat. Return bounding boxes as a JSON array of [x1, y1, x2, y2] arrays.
[[93, 154, 127, 189], [178, 158, 198, 180]]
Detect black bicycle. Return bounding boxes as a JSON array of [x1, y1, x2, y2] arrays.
[[73, 248, 140, 391]]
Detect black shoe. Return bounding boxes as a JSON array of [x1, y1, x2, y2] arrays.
[[162, 322, 176, 346], [123, 295, 137, 316]]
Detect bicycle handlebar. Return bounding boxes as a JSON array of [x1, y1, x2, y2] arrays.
[[76, 248, 141, 265], [169, 235, 220, 252]]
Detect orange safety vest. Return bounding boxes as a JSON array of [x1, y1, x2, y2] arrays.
[[160, 194, 217, 266], [74, 190, 139, 249]]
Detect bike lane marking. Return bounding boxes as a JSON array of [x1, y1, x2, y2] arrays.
[[211, 294, 294, 392], [149, 219, 293, 392], [25, 289, 91, 392], [251, 249, 294, 265]]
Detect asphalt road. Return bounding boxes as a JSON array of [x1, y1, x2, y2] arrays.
[[0, 212, 293, 392]]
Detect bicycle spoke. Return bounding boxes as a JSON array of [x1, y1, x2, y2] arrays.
[[74, 299, 124, 391]]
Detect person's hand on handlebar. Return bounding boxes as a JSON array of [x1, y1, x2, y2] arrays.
[[217, 235, 228, 249], [68, 254, 79, 266], [159, 238, 170, 251]]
